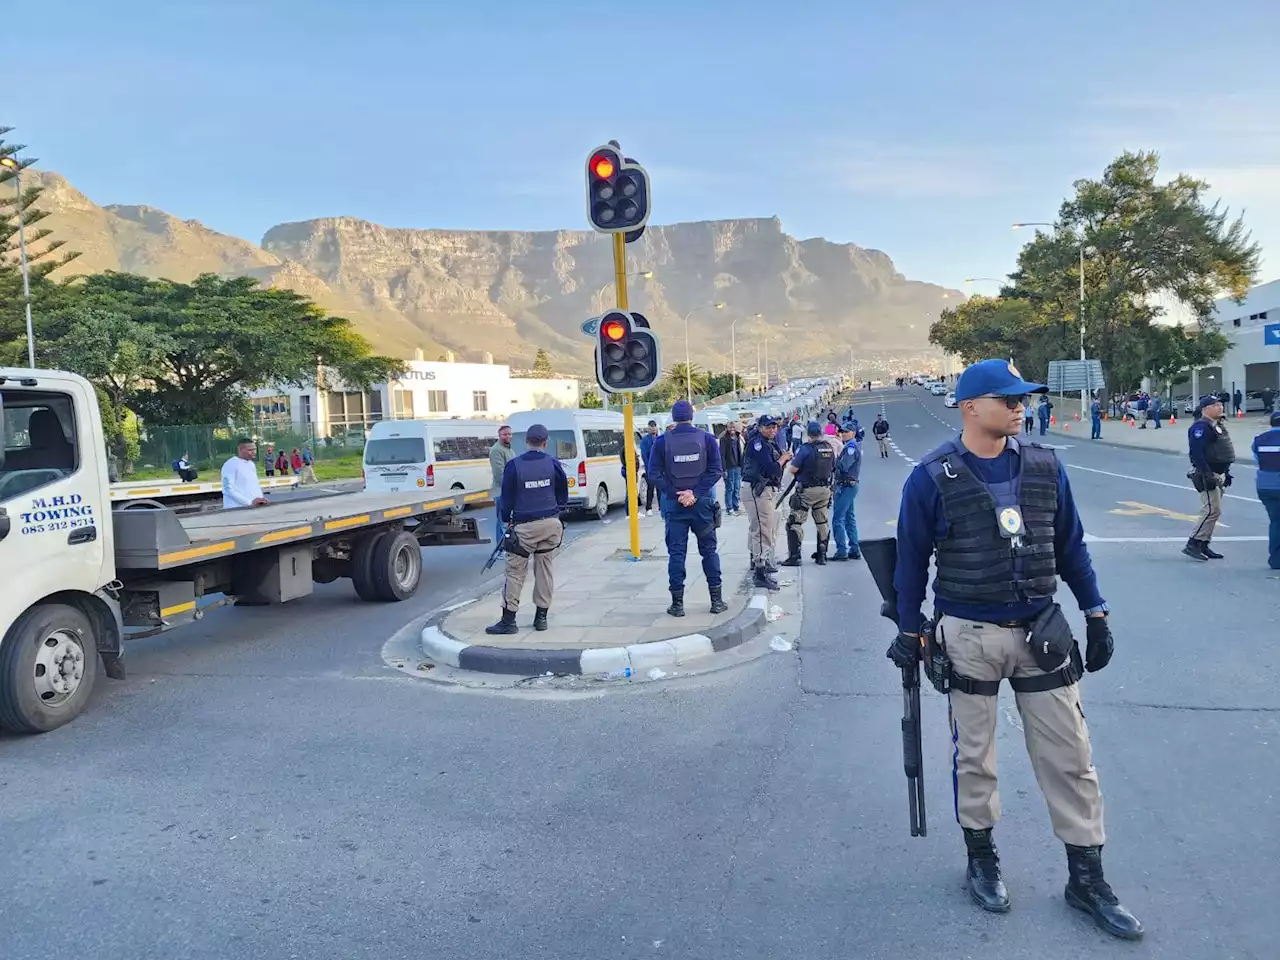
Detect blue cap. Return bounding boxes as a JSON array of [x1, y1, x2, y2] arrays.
[[671, 399, 694, 422], [1198, 395, 1223, 409], [757, 414, 778, 427], [806, 420, 823, 437], [525, 423, 549, 443], [954, 359, 1047, 402]]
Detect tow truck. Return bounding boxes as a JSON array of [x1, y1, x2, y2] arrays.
[[0, 368, 485, 734]]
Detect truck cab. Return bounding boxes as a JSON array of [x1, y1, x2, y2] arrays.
[[1, 368, 123, 733]]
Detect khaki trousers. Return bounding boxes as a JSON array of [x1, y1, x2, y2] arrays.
[[876, 436, 889, 456], [501, 516, 562, 612], [786, 485, 832, 542], [1190, 483, 1224, 541], [939, 615, 1105, 847], [743, 482, 778, 568]]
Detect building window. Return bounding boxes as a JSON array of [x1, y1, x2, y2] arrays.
[[253, 395, 291, 422], [370, 390, 383, 419], [472, 390, 488, 412], [394, 389, 415, 418], [1260, 312, 1268, 320], [1233, 317, 1241, 327], [325, 390, 372, 426], [427, 390, 448, 413], [300, 395, 312, 423]]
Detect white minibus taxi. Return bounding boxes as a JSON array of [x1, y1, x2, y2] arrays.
[[506, 410, 642, 520], [362, 418, 498, 512]]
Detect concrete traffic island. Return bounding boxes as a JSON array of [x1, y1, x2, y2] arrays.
[[419, 510, 793, 679]]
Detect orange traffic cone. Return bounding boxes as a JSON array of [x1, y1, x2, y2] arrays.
[[1064, 423, 1071, 431], [1074, 412, 1081, 420], [1170, 415, 1177, 425], [1050, 415, 1056, 425], [1236, 409, 1245, 418]]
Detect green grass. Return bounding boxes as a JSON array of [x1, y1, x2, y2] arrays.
[[120, 453, 365, 483]]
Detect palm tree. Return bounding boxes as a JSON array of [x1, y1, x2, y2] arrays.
[[665, 362, 710, 398]]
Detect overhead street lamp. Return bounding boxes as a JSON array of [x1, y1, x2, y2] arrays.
[[963, 277, 1005, 286], [1, 154, 35, 368], [682, 301, 724, 400], [730, 312, 762, 398], [763, 322, 788, 390]]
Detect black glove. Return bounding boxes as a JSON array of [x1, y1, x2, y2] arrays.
[[886, 632, 921, 668], [1223, 472, 1233, 488], [1084, 616, 1113, 673]]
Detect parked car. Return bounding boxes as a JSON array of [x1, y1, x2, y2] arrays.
[[929, 383, 947, 396], [944, 391, 958, 408]]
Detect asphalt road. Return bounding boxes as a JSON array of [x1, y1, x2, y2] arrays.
[[2, 390, 1275, 960]]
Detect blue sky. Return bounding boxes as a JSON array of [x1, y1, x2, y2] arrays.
[[11, 0, 1280, 293]]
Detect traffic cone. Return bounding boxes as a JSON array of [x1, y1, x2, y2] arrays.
[[1074, 412, 1081, 420], [1170, 415, 1177, 425], [1050, 415, 1056, 425], [1236, 408, 1245, 418], [1064, 423, 1071, 431]]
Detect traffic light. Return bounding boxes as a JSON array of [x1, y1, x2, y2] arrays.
[[594, 310, 661, 393], [586, 144, 651, 234]]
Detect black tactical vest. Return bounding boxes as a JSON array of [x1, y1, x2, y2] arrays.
[[924, 439, 1059, 606], [1200, 417, 1236, 470], [798, 440, 834, 486]]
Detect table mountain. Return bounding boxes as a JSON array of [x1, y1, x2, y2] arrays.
[[31, 170, 958, 370]]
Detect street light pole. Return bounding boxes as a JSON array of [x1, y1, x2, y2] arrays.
[[1, 157, 35, 368], [681, 302, 725, 401], [1014, 221, 1090, 419]]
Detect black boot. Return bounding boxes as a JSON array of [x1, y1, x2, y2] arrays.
[[1182, 538, 1208, 561], [764, 561, 779, 574], [667, 589, 685, 618], [963, 828, 1010, 913], [1064, 844, 1144, 941], [484, 608, 519, 635], [709, 584, 729, 614], [753, 566, 780, 590], [779, 529, 803, 567], [1200, 540, 1224, 559], [533, 607, 549, 631], [815, 537, 828, 565]]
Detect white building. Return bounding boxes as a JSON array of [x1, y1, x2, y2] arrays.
[[248, 357, 579, 437], [1179, 279, 1280, 408]]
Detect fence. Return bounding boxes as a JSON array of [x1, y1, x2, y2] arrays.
[[133, 421, 368, 473]]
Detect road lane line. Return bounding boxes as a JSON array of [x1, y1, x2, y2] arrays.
[[1084, 534, 1266, 543], [1065, 463, 1261, 504]]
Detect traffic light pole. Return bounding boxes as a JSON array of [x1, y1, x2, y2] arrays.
[[614, 233, 642, 560]]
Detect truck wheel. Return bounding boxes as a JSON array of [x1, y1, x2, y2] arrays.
[[351, 530, 390, 602], [371, 530, 423, 601], [594, 485, 609, 520], [0, 604, 98, 734]]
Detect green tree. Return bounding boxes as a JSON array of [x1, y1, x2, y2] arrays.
[[579, 388, 603, 409], [706, 373, 742, 397], [58, 272, 403, 424], [929, 296, 1056, 379], [1006, 151, 1260, 390], [532, 347, 554, 377], [664, 362, 710, 397]]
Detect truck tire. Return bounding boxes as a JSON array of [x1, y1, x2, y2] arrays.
[[371, 530, 423, 601], [351, 530, 390, 602], [0, 604, 98, 734]]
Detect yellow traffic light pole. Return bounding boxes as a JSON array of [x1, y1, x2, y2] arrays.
[[614, 232, 642, 559]]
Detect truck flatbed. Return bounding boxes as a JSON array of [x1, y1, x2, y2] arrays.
[[113, 488, 490, 570], [109, 475, 299, 502]]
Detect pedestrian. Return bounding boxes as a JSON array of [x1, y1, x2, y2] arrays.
[[1262, 386, 1276, 415], [829, 423, 861, 561], [872, 414, 890, 458], [618, 432, 643, 518], [719, 421, 744, 515], [886, 358, 1141, 941], [1184, 395, 1235, 561], [485, 423, 568, 635], [1023, 402, 1034, 435], [1233, 388, 1243, 417], [1037, 396, 1053, 436], [174, 452, 198, 482], [264, 445, 276, 477], [780, 421, 835, 566], [488, 424, 515, 543], [646, 400, 727, 618], [221, 438, 270, 510], [1089, 395, 1102, 440], [640, 420, 659, 516], [275, 449, 289, 477], [299, 445, 317, 483], [1253, 411, 1280, 570], [789, 417, 804, 453], [290, 448, 304, 475], [1151, 394, 1163, 429], [741, 414, 791, 589]]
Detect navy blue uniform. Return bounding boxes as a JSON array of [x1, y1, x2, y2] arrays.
[[501, 451, 569, 523], [648, 424, 725, 591], [742, 428, 786, 488]]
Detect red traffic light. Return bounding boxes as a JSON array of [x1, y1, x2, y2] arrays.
[[591, 154, 615, 179], [601, 317, 626, 341]]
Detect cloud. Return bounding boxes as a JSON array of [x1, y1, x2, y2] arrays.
[[1190, 167, 1280, 203], [796, 141, 1003, 199]]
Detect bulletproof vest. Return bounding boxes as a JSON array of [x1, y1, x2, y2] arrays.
[[741, 429, 779, 483], [924, 438, 1059, 606], [664, 426, 707, 485], [1256, 428, 1280, 472], [511, 452, 558, 516], [1200, 417, 1236, 469], [797, 439, 835, 486], [835, 440, 859, 484]]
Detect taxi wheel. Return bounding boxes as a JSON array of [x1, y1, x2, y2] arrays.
[[594, 485, 609, 521]]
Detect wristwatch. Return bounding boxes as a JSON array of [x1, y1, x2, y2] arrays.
[[1084, 603, 1109, 617]]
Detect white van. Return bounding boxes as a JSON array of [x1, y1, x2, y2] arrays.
[[362, 419, 498, 512], [506, 409, 642, 520]]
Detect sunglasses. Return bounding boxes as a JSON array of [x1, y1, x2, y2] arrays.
[[980, 394, 1031, 410]]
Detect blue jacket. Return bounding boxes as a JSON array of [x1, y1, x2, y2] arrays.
[[1254, 427, 1280, 492], [894, 442, 1102, 632], [639, 432, 656, 464], [835, 438, 862, 484], [646, 424, 723, 499]]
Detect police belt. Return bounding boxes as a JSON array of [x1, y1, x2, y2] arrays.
[[926, 616, 1082, 696]]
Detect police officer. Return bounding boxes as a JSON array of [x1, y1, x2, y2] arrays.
[[781, 421, 835, 566], [872, 414, 890, 458], [829, 422, 861, 561], [741, 414, 791, 589], [1253, 411, 1280, 570], [885, 359, 1142, 941], [646, 400, 727, 618], [1184, 394, 1235, 561], [486, 423, 569, 635]]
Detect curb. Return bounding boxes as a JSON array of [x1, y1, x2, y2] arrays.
[[1045, 427, 1255, 465], [421, 591, 769, 676]]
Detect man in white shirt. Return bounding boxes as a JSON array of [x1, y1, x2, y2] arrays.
[[222, 438, 270, 509]]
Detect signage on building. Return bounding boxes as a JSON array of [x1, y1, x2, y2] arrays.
[[397, 370, 438, 381], [1265, 323, 1280, 347]]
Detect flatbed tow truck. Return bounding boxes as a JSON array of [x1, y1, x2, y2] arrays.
[[0, 368, 486, 733]]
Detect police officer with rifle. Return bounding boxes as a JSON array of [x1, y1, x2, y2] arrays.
[[780, 421, 835, 566], [741, 414, 791, 590], [485, 423, 569, 635], [878, 359, 1143, 941]]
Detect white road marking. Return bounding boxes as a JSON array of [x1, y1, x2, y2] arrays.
[[1000, 703, 1024, 732], [1065, 463, 1261, 504], [1084, 534, 1267, 543]]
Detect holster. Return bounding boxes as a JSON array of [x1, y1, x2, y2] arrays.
[[922, 620, 952, 695], [1187, 469, 1206, 493], [501, 525, 529, 558], [751, 479, 767, 498], [1025, 602, 1075, 672], [711, 501, 723, 529]]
